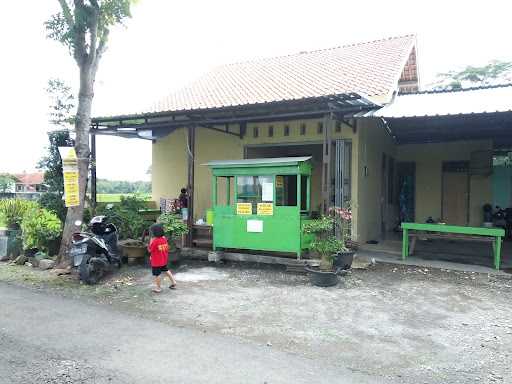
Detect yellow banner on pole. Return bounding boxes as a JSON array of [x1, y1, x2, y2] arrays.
[[59, 147, 80, 208]]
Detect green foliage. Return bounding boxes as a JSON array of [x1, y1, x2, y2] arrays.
[[39, 193, 67, 223], [21, 208, 62, 252], [157, 213, 188, 242], [100, 195, 147, 239], [96, 179, 151, 194], [45, 0, 136, 64], [0, 199, 39, 229], [96, 193, 151, 202], [38, 130, 73, 195], [46, 78, 75, 127], [304, 215, 346, 270], [432, 60, 512, 90], [0, 174, 16, 194]]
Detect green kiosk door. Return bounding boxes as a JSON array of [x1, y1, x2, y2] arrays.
[[207, 157, 313, 258]]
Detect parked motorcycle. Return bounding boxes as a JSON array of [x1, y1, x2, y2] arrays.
[[70, 215, 121, 284]]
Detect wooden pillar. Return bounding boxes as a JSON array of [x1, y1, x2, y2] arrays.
[[321, 113, 333, 214], [90, 132, 97, 214], [186, 125, 196, 247]]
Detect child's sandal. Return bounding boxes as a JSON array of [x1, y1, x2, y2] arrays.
[[169, 284, 176, 290], [152, 288, 162, 293]]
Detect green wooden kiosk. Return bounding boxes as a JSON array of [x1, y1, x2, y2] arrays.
[[207, 157, 314, 258]]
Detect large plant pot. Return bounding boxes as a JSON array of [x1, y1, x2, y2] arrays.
[[119, 240, 147, 264], [5, 229, 22, 259], [334, 251, 355, 270], [305, 267, 339, 287]]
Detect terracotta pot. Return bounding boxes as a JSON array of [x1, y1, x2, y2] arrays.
[[121, 244, 147, 259]]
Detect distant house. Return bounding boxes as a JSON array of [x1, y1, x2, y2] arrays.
[[14, 172, 47, 200]]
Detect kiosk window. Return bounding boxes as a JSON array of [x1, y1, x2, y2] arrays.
[[237, 176, 273, 213], [216, 176, 234, 206], [276, 175, 298, 207]]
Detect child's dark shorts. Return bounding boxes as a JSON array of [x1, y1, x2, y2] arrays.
[[152, 265, 168, 276]]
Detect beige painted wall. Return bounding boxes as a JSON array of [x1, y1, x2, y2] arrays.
[[152, 128, 243, 220], [152, 118, 360, 228], [355, 119, 397, 242], [397, 140, 492, 226]]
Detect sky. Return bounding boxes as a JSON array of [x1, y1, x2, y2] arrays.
[[0, 0, 511, 181]]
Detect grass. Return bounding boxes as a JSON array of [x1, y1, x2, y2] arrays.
[[96, 193, 152, 203]]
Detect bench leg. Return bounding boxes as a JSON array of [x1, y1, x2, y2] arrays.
[[495, 237, 502, 270], [409, 236, 417, 256], [402, 229, 409, 260]]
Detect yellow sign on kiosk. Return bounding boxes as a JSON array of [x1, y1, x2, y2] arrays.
[[257, 203, 273, 216], [236, 203, 252, 215]]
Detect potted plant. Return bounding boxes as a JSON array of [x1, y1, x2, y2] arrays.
[[102, 197, 148, 261], [304, 215, 347, 287], [330, 206, 356, 270], [158, 213, 188, 263], [0, 199, 38, 259]]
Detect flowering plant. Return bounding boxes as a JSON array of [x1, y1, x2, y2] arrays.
[[329, 205, 352, 243]]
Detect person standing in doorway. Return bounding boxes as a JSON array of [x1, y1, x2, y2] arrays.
[[179, 187, 189, 221]]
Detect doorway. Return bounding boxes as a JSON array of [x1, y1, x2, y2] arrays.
[[396, 162, 416, 224], [442, 161, 469, 225]]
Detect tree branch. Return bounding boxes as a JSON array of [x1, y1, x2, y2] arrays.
[[92, 27, 109, 76], [88, 5, 100, 65], [57, 0, 74, 28], [72, 0, 87, 65]]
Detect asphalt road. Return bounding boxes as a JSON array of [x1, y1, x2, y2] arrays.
[[0, 282, 390, 384]]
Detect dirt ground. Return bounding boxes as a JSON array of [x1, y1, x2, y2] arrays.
[[1, 259, 512, 384]]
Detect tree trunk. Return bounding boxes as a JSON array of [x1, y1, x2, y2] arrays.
[[56, 65, 95, 267]]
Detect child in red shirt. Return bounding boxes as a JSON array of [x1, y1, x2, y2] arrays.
[[148, 223, 177, 293]]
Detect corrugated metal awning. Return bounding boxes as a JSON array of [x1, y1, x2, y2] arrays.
[[370, 83, 512, 118], [205, 157, 312, 168]]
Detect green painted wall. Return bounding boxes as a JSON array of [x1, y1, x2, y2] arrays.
[[493, 165, 512, 208]]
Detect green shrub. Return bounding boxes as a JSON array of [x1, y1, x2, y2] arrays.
[[21, 208, 62, 253], [304, 215, 346, 271], [158, 213, 188, 241], [99, 195, 147, 240], [38, 193, 67, 222], [0, 199, 39, 229]]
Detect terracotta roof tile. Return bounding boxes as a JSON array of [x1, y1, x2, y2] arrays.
[[15, 172, 45, 185], [152, 35, 417, 113]]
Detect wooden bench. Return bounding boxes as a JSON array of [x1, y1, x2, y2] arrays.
[[401, 223, 505, 270]]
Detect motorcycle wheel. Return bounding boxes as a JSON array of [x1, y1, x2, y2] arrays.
[[79, 255, 103, 285]]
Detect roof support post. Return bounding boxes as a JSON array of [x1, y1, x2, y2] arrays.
[[186, 124, 196, 247], [321, 113, 334, 214], [90, 132, 97, 215]]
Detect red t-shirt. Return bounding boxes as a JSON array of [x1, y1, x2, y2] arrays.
[[148, 236, 169, 267]]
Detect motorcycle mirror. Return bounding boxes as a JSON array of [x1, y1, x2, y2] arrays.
[[74, 220, 82, 226]]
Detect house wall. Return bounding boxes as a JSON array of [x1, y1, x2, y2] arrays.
[[355, 119, 398, 242], [152, 128, 243, 219], [152, 118, 361, 237], [396, 140, 493, 226]]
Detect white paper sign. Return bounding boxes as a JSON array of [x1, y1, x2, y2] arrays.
[[247, 220, 263, 233], [262, 182, 273, 202]]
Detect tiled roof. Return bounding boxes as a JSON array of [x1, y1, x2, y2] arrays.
[[371, 83, 512, 118], [15, 172, 45, 185], [152, 35, 417, 113]]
